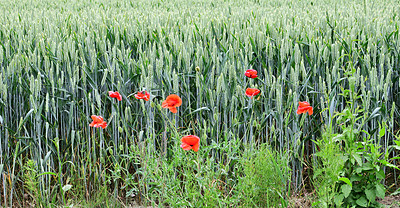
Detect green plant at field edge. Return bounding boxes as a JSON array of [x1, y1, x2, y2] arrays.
[[313, 68, 397, 207]]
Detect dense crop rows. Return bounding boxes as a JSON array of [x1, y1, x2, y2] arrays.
[[0, 0, 399, 206]]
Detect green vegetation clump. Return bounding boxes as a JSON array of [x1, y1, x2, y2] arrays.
[[238, 146, 291, 207]]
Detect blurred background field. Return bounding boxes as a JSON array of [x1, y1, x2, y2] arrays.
[[0, 0, 399, 207]]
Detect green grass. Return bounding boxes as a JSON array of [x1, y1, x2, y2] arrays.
[[0, 0, 399, 207]]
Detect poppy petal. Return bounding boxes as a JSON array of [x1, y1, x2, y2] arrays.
[[169, 107, 177, 113], [135, 91, 150, 101], [162, 94, 182, 112], [100, 122, 108, 129], [192, 142, 200, 152], [167, 99, 177, 106], [180, 143, 192, 150], [89, 121, 95, 127], [91, 115, 102, 123], [109, 91, 122, 101], [164, 95, 182, 107], [144, 92, 150, 101], [308, 107, 313, 115], [298, 101, 310, 107], [296, 107, 307, 114], [180, 135, 200, 152], [297, 101, 313, 115], [90, 115, 107, 129], [245, 88, 261, 98], [245, 69, 258, 78], [137, 94, 145, 99], [181, 135, 200, 146]]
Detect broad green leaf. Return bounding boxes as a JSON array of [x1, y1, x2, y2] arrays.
[[352, 153, 362, 165], [365, 188, 376, 202], [350, 175, 362, 182], [361, 162, 374, 171], [334, 194, 344, 206], [342, 184, 352, 198], [376, 170, 385, 180], [339, 177, 352, 187], [376, 183, 385, 198], [356, 196, 368, 207], [355, 167, 363, 174]]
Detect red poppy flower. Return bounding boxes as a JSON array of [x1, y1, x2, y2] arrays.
[[245, 69, 258, 78], [162, 94, 182, 113], [297, 101, 313, 115], [108, 91, 122, 101], [180, 135, 200, 152], [245, 88, 261, 98], [135, 91, 150, 101], [89, 115, 107, 129]]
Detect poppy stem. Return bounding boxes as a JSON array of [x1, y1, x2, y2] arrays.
[[163, 122, 167, 157], [248, 98, 254, 147], [244, 98, 253, 144], [148, 101, 156, 154], [160, 109, 177, 157]]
